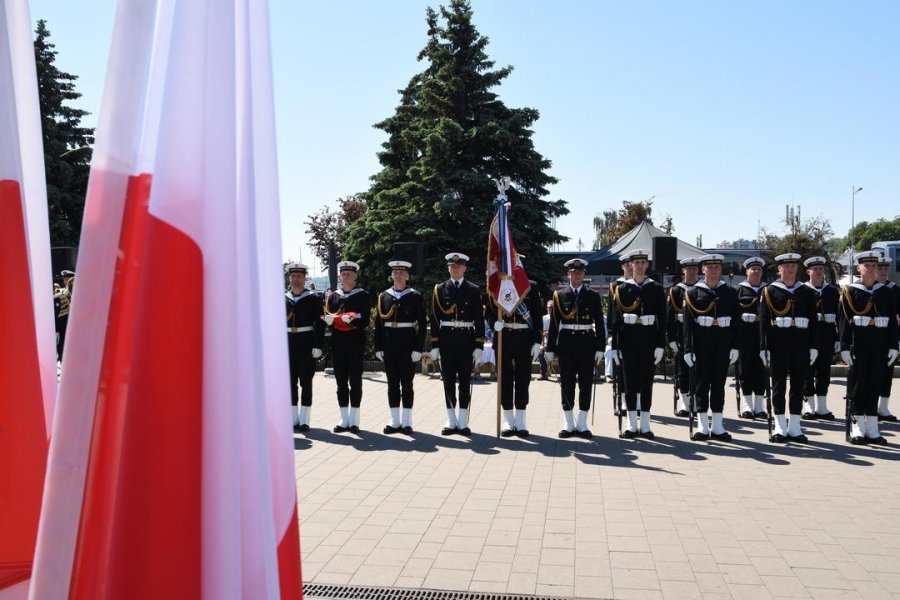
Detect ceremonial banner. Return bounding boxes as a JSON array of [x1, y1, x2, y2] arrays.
[[486, 186, 530, 315], [0, 1, 56, 594], [30, 0, 301, 597]]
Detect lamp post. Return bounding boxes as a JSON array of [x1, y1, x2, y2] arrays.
[[850, 186, 863, 259]]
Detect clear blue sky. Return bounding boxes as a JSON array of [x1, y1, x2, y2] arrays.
[[28, 0, 900, 268]]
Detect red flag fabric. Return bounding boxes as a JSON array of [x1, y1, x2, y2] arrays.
[[487, 201, 530, 316]]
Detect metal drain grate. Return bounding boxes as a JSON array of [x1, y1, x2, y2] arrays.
[[303, 583, 603, 600]]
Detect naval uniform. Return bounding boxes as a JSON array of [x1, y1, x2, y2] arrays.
[[605, 277, 626, 381], [487, 282, 544, 412], [736, 281, 767, 415], [879, 281, 900, 416], [759, 281, 818, 419], [610, 277, 666, 413], [286, 289, 325, 407], [682, 281, 740, 416], [54, 285, 71, 360], [666, 282, 692, 401], [325, 287, 371, 411], [430, 279, 485, 412], [375, 286, 427, 411], [803, 281, 839, 414]]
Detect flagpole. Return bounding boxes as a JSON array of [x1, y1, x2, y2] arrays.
[[496, 302, 502, 438]]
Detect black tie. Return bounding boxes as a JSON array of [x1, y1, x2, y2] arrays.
[[454, 281, 460, 289]]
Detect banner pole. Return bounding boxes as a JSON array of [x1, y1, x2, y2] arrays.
[[496, 303, 502, 438]]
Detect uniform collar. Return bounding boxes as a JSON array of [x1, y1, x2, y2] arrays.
[[695, 280, 724, 290], [849, 281, 884, 293], [386, 287, 415, 299], [624, 277, 654, 287], [335, 287, 363, 298], [739, 281, 763, 292], [450, 278, 465, 287], [286, 289, 311, 301], [569, 284, 583, 294], [771, 280, 800, 293], [677, 281, 695, 290]]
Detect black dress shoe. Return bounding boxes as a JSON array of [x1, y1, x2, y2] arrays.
[[402, 426, 414, 435], [619, 430, 639, 439], [297, 424, 310, 433], [639, 430, 655, 440], [802, 412, 818, 420], [350, 425, 360, 434], [383, 425, 401, 435], [850, 435, 867, 445], [867, 435, 888, 446], [787, 434, 808, 444], [755, 411, 768, 419], [500, 428, 516, 438], [739, 411, 755, 419], [878, 414, 898, 422], [516, 429, 530, 438], [577, 429, 593, 439], [333, 424, 349, 433], [441, 426, 458, 436], [710, 431, 733, 442], [458, 427, 472, 436], [559, 429, 576, 438], [769, 433, 787, 443], [816, 412, 835, 421], [676, 409, 690, 417], [691, 432, 709, 442]]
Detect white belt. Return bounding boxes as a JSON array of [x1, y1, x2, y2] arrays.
[[503, 323, 531, 330], [623, 314, 656, 326], [773, 317, 809, 329], [560, 324, 595, 331], [741, 313, 758, 323], [440, 320, 474, 328], [697, 316, 732, 328], [854, 316, 890, 328], [287, 326, 314, 333], [675, 313, 684, 322], [385, 322, 416, 329], [817, 313, 836, 324]]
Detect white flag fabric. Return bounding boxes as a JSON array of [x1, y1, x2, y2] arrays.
[[30, 0, 302, 598], [0, 0, 55, 595]]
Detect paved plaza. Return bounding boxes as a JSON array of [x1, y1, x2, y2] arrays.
[[295, 371, 900, 600]]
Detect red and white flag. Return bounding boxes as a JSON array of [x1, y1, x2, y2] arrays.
[[30, 0, 301, 598], [0, 1, 57, 595]]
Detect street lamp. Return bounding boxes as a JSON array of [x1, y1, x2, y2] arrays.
[[850, 186, 863, 259]]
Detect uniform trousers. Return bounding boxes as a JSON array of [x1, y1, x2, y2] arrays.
[[439, 331, 475, 410], [849, 329, 892, 416], [332, 331, 364, 408], [620, 328, 656, 411], [769, 329, 809, 415], [498, 331, 534, 410], [738, 325, 765, 395], [804, 325, 834, 397], [692, 330, 731, 413], [288, 332, 316, 406], [558, 348, 593, 412], [384, 349, 416, 409]]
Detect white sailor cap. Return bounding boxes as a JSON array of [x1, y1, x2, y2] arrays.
[[445, 252, 469, 265], [803, 256, 827, 268], [774, 253, 801, 264], [699, 254, 724, 266], [337, 260, 360, 272], [286, 262, 308, 274], [680, 257, 700, 267], [743, 257, 765, 269], [628, 249, 649, 261], [855, 250, 881, 264], [565, 258, 588, 271], [60, 269, 75, 277], [388, 260, 412, 270], [619, 250, 635, 263], [877, 254, 892, 266]]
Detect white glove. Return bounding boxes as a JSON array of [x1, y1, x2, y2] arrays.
[[430, 348, 440, 361], [841, 350, 853, 366], [545, 351, 555, 362], [729, 349, 739, 365], [323, 314, 335, 326], [834, 341, 841, 354], [888, 349, 899, 366], [411, 351, 422, 362], [311, 348, 323, 359], [493, 320, 504, 332], [531, 343, 541, 362], [809, 348, 818, 366], [607, 337, 613, 347], [653, 348, 664, 365], [340, 314, 353, 324], [759, 350, 770, 367], [375, 350, 384, 361], [668, 341, 678, 352], [683, 353, 696, 368], [473, 348, 483, 364], [595, 351, 603, 365], [611, 350, 621, 365]]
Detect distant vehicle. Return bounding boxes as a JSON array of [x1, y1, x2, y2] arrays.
[[872, 241, 900, 284]]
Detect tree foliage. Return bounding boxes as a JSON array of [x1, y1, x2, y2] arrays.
[[838, 216, 900, 252], [759, 214, 834, 263], [304, 195, 366, 267], [592, 209, 618, 250], [593, 199, 654, 248], [342, 0, 568, 292], [34, 20, 94, 247]]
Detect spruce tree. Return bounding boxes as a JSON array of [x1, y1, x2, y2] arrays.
[[343, 0, 567, 293], [34, 19, 94, 247]]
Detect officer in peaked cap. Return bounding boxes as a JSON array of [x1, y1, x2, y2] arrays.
[[875, 254, 900, 423], [606, 251, 635, 409], [324, 261, 371, 433], [375, 260, 427, 434], [682, 254, 740, 441], [841, 251, 899, 444], [667, 257, 700, 417], [608, 249, 666, 439], [801, 256, 840, 420], [546, 258, 605, 438], [285, 263, 324, 431], [736, 257, 768, 419], [429, 252, 485, 436], [759, 253, 818, 443]]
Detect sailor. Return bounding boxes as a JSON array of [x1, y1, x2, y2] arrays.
[[286, 263, 325, 431], [546, 258, 605, 438], [666, 257, 700, 417], [841, 251, 899, 444], [607, 251, 634, 411], [609, 250, 666, 439], [875, 254, 900, 423], [324, 261, 371, 433], [802, 256, 840, 420], [374, 260, 427, 434], [682, 254, 740, 441], [759, 253, 818, 443], [488, 270, 544, 437], [429, 253, 485, 436], [55, 269, 75, 360], [736, 257, 768, 419]]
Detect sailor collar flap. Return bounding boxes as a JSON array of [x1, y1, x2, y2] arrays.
[[695, 280, 725, 291], [803, 281, 827, 295], [386, 287, 416, 300], [739, 281, 764, 293], [849, 282, 883, 294], [286, 290, 313, 302], [334, 287, 364, 299], [676, 282, 693, 291], [624, 277, 655, 287], [770, 280, 800, 294]]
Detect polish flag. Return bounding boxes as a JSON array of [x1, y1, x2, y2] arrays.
[[0, 1, 57, 596], [29, 0, 302, 598]]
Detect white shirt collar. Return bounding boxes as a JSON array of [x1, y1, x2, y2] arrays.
[[386, 287, 414, 299], [451, 278, 465, 286]]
